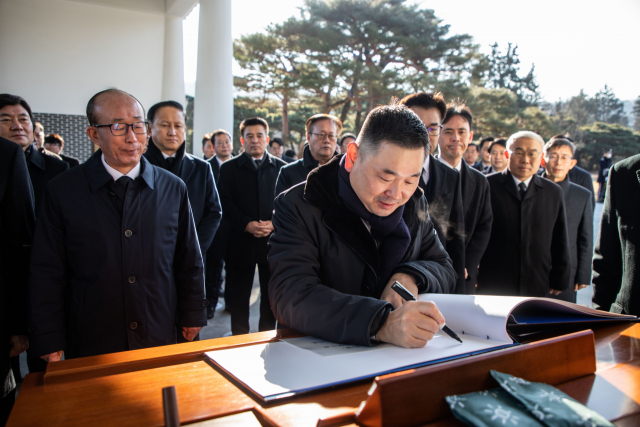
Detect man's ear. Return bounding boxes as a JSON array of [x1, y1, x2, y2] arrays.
[[240, 137, 245, 147], [86, 126, 100, 146], [345, 142, 359, 172], [504, 149, 510, 160], [569, 159, 578, 170], [265, 136, 270, 145], [541, 157, 546, 168]]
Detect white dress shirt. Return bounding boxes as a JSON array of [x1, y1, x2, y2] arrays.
[[101, 154, 141, 181]]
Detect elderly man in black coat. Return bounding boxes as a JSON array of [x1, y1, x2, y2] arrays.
[[0, 137, 35, 425], [592, 153, 640, 315], [217, 117, 286, 335], [0, 94, 69, 214], [541, 138, 593, 303], [400, 93, 466, 294], [477, 131, 571, 297], [143, 101, 221, 260], [268, 103, 457, 348], [275, 114, 341, 196], [437, 102, 492, 294], [28, 90, 207, 362]]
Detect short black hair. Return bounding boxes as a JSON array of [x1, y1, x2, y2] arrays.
[[479, 136, 494, 149], [339, 133, 357, 148], [239, 117, 269, 137], [358, 100, 430, 158], [399, 92, 447, 123], [0, 93, 35, 130], [44, 133, 64, 147], [147, 100, 184, 124], [551, 133, 574, 143], [211, 129, 231, 146], [270, 137, 284, 147], [488, 138, 507, 153], [544, 138, 576, 157], [467, 142, 478, 151], [86, 89, 145, 126], [442, 101, 473, 131], [284, 149, 296, 158]]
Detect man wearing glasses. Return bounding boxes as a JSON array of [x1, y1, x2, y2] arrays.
[[275, 114, 341, 196], [437, 102, 492, 294], [477, 131, 571, 297], [399, 93, 466, 295], [28, 89, 207, 363]]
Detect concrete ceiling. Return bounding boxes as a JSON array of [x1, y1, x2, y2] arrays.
[[67, 0, 198, 17]]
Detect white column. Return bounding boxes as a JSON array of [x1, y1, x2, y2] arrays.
[[193, 0, 233, 157], [162, 15, 186, 106]]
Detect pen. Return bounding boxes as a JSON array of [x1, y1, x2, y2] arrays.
[[391, 281, 463, 343]]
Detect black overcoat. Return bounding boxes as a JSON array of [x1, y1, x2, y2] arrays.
[[206, 155, 230, 259], [275, 144, 320, 197], [25, 145, 69, 214], [144, 140, 222, 255], [208, 155, 222, 182], [28, 151, 207, 359], [420, 155, 466, 294], [60, 153, 80, 169], [0, 137, 35, 398], [567, 166, 595, 211], [592, 154, 640, 315], [217, 152, 286, 266], [477, 169, 571, 296], [545, 175, 593, 302], [267, 155, 457, 346], [459, 161, 493, 292]]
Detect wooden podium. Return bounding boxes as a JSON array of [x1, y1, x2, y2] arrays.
[[7, 323, 640, 427]]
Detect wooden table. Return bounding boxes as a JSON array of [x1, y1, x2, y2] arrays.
[[7, 323, 640, 426]]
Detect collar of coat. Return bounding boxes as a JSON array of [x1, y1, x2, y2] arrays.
[[303, 154, 424, 272], [237, 150, 280, 171], [84, 149, 155, 192], [144, 139, 198, 183], [26, 144, 61, 171], [499, 168, 544, 202]]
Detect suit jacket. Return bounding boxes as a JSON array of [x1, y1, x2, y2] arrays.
[[0, 137, 35, 398], [217, 152, 286, 265], [268, 155, 457, 346], [208, 155, 222, 183], [25, 145, 69, 214], [419, 155, 466, 294], [459, 160, 493, 293], [540, 175, 593, 303], [567, 166, 595, 211], [593, 154, 640, 315], [207, 155, 231, 259], [60, 153, 80, 168], [28, 151, 207, 359], [478, 169, 571, 296], [275, 144, 320, 197], [472, 160, 488, 172], [144, 140, 222, 255]]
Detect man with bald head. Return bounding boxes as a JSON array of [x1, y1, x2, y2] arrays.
[[28, 89, 207, 362], [477, 131, 571, 297]]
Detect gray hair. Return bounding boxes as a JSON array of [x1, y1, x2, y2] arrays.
[[506, 131, 545, 151], [544, 138, 576, 157]]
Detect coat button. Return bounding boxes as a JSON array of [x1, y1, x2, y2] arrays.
[[201, 300, 207, 307], [130, 322, 137, 330], [125, 230, 132, 237], [128, 276, 136, 283]]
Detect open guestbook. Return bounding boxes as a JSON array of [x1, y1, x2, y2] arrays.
[[206, 294, 636, 401]]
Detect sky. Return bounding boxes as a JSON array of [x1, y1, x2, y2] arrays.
[[183, 0, 640, 103]]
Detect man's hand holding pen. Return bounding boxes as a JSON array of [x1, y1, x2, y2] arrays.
[[377, 273, 446, 348]]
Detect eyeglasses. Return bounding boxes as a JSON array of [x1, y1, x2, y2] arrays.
[[545, 154, 573, 163], [508, 149, 542, 160], [93, 121, 149, 136], [427, 125, 443, 136], [309, 132, 338, 141]]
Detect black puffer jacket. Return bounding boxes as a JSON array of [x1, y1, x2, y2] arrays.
[[268, 155, 457, 346]]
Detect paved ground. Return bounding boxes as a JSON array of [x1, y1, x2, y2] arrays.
[[16, 201, 605, 381]]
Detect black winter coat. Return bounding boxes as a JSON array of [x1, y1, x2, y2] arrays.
[[60, 153, 80, 168], [477, 170, 571, 296], [217, 152, 286, 265], [275, 144, 319, 197], [543, 175, 593, 303], [0, 137, 35, 398], [593, 154, 640, 315], [144, 140, 222, 255], [28, 152, 207, 359], [459, 161, 493, 292], [420, 155, 466, 294], [567, 166, 595, 211], [206, 155, 230, 259], [25, 145, 69, 214], [267, 155, 457, 346]]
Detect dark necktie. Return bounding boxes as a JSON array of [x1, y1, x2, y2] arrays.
[[166, 157, 175, 168], [519, 182, 527, 201], [254, 159, 262, 169]]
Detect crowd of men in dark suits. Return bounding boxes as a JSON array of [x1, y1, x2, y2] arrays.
[[1, 88, 639, 425]]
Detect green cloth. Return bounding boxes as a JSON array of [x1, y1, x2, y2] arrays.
[[445, 370, 614, 427]]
